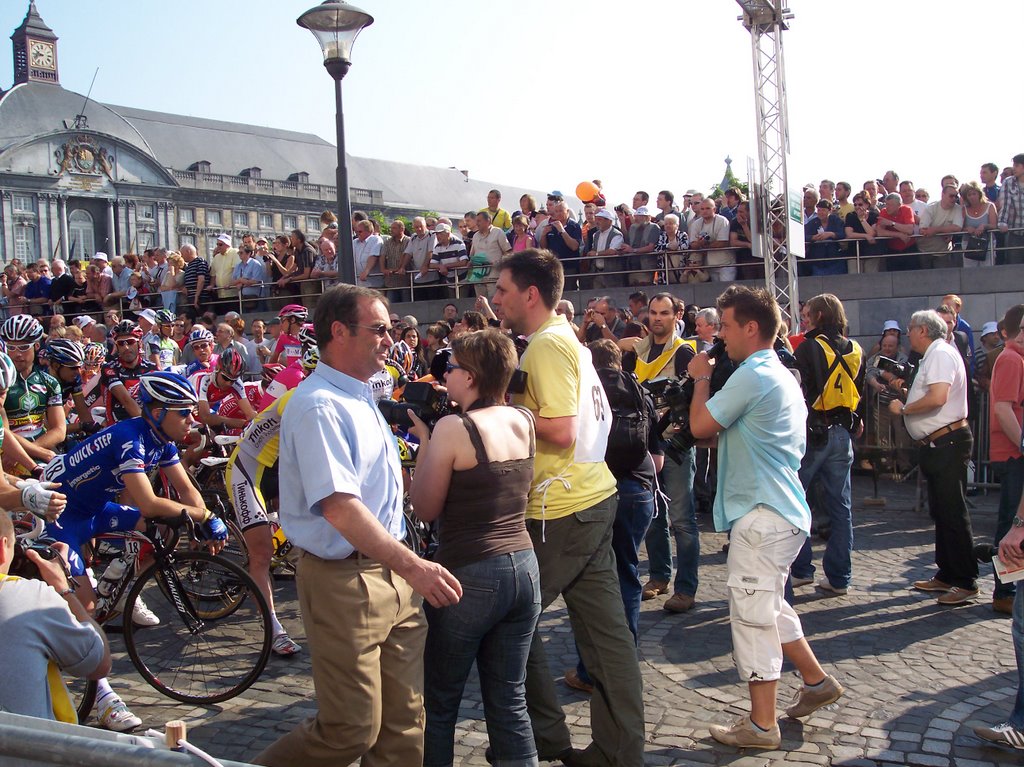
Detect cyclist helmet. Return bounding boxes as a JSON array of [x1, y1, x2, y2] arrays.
[[138, 371, 198, 442], [261, 363, 285, 388], [278, 304, 308, 322], [139, 371, 198, 408], [47, 339, 85, 367], [297, 323, 317, 348], [0, 352, 16, 391], [83, 342, 106, 365], [188, 327, 214, 346], [112, 319, 143, 340], [300, 345, 320, 373], [0, 338, 7, 354], [1, 315, 43, 345], [217, 347, 245, 381], [154, 309, 176, 326]]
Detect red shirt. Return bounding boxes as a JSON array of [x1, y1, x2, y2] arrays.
[[878, 205, 915, 251], [989, 341, 1024, 462]]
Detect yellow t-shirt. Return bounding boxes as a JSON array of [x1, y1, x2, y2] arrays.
[[514, 315, 616, 521]]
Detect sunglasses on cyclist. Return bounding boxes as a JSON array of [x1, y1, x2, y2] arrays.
[[6, 343, 34, 353], [116, 339, 139, 347]]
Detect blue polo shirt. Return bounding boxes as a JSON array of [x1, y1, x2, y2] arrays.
[[705, 349, 811, 534], [542, 219, 583, 275], [231, 257, 267, 298], [278, 361, 404, 559]]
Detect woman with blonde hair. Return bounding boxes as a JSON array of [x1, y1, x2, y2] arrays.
[[960, 180, 997, 267]]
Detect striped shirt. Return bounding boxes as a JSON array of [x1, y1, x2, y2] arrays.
[[998, 176, 1024, 231]]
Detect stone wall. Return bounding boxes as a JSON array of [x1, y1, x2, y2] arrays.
[[390, 264, 1024, 347]]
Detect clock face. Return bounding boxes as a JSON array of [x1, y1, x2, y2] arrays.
[[30, 41, 54, 70]]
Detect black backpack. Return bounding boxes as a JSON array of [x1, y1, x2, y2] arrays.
[[597, 366, 651, 475]]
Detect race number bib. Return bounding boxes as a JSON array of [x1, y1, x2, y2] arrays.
[[573, 344, 612, 463]]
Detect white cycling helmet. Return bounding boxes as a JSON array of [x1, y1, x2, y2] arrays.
[[0, 352, 16, 391], [0, 315, 43, 345]]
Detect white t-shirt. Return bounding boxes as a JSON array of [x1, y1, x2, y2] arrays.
[[903, 338, 968, 441], [353, 235, 383, 288], [688, 214, 733, 267]]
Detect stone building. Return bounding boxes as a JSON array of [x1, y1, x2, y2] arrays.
[[0, 3, 545, 264]]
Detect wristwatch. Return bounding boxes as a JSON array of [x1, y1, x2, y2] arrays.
[[1013, 516, 1024, 529]]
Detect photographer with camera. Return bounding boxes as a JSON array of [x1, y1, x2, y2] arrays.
[[492, 249, 644, 766], [622, 293, 700, 612], [790, 294, 865, 597], [406, 329, 540, 767], [0, 513, 111, 721], [686, 286, 843, 749]]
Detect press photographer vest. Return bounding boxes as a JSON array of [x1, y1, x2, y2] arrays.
[[811, 335, 862, 413], [634, 337, 697, 383]]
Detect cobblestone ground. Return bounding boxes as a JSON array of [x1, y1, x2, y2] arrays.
[[98, 476, 1024, 766]]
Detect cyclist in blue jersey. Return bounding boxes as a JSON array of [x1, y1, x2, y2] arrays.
[[41, 371, 226, 732]]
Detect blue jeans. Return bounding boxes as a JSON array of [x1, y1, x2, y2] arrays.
[[577, 478, 655, 684], [994, 457, 1024, 599], [424, 550, 541, 767], [1012, 589, 1024, 727], [645, 448, 698, 596], [791, 426, 854, 589]]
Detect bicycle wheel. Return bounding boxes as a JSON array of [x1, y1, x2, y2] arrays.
[[66, 677, 97, 724], [123, 551, 271, 704]]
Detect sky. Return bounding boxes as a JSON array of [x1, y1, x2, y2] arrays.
[[3, 0, 1023, 207]]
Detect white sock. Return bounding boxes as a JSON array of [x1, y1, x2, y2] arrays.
[[96, 678, 115, 704], [270, 612, 285, 637]]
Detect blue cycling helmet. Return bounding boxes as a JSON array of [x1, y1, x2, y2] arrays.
[[47, 339, 85, 367], [138, 371, 197, 442]]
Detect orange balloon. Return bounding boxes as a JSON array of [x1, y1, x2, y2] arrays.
[[575, 181, 599, 202]]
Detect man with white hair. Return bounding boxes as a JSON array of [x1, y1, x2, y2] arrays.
[[621, 207, 660, 285], [890, 309, 976, 605], [688, 199, 733, 282], [104, 256, 133, 309]]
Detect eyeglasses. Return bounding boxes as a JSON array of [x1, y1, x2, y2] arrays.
[[116, 339, 139, 347], [6, 343, 33, 353], [349, 323, 391, 337], [191, 341, 211, 349], [445, 362, 464, 374]]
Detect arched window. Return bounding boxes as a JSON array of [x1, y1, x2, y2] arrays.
[[68, 209, 95, 259]]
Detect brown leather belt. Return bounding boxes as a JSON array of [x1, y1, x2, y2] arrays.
[[343, 549, 369, 560], [920, 419, 969, 446]]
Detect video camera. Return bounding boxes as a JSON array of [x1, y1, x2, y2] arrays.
[[876, 355, 915, 380], [643, 338, 731, 462], [378, 381, 452, 431]]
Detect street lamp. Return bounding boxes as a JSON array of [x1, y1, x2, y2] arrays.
[[297, 0, 374, 286]]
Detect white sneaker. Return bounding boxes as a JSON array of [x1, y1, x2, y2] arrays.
[[98, 697, 142, 732], [132, 597, 160, 627]]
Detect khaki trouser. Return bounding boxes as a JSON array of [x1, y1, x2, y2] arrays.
[[524, 494, 646, 766], [254, 553, 427, 767]]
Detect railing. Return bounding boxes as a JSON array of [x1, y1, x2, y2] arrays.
[[169, 170, 338, 200]]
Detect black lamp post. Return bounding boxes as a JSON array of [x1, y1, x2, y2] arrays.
[[297, 0, 374, 286]]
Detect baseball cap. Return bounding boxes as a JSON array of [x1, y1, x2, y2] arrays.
[[92, 252, 109, 262], [216, 233, 232, 246], [73, 315, 96, 329], [595, 209, 615, 221], [882, 320, 901, 333], [433, 223, 451, 234], [981, 321, 999, 337], [634, 206, 651, 217], [684, 189, 699, 196], [138, 308, 158, 325]]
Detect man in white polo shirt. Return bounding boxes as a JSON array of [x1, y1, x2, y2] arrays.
[[890, 309, 975, 605]]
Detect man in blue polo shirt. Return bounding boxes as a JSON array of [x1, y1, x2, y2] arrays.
[[687, 285, 844, 750], [255, 284, 461, 767]]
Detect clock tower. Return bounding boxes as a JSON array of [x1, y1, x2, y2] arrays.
[[11, 2, 59, 86]]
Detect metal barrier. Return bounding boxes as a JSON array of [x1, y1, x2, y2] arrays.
[[0, 711, 256, 767]]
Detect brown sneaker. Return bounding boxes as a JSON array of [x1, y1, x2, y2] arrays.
[[936, 586, 979, 605], [912, 577, 952, 592], [563, 668, 593, 695], [664, 592, 695, 613], [641, 579, 669, 600], [709, 716, 781, 749], [785, 674, 844, 718], [993, 597, 1015, 615]]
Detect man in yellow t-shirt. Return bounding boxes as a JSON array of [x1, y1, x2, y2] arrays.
[[480, 188, 513, 233], [493, 248, 644, 765]]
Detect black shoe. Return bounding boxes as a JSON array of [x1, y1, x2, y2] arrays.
[[485, 745, 580, 765]]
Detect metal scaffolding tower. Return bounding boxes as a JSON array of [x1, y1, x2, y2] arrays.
[[736, 0, 798, 328]]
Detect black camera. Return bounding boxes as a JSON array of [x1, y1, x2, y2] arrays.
[[877, 355, 914, 380], [644, 338, 731, 462], [9, 538, 65, 581], [378, 381, 451, 431]]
